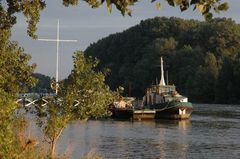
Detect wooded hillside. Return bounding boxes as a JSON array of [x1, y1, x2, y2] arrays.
[[85, 17, 240, 104]]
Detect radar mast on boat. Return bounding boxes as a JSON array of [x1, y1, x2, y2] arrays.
[[159, 57, 166, 86]]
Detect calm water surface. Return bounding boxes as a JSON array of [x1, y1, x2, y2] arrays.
[[31, 104, 240, 158]]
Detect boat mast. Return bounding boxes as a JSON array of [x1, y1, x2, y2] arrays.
[[156, 77, 158, 85], [159, 57, 166, 86], [166, 70, 168, 85]]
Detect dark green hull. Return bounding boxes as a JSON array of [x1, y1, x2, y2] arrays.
[[151, 102, 193, 119], [109, 108, 133, 119], [109, 102, 193, 120]]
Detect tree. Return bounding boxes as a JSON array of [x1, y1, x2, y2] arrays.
[[0, 89, 17, 158], [30, 73, 52, 93], [0, 29, 37, 158], [0, 29, 36, 96], [63, 51, 115, 120], [188, 53, 218, 102], [170, 45, 204, 94], [38, 99, 71, 158], [232, 56, 240, 102], [0, 0, 229, 38], [35, 51, 115, 158], [215, 57, 240, 103]]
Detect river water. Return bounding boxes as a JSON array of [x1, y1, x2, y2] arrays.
[[30, 104, 240, 158]]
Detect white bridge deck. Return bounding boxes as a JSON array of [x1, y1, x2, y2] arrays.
[[16, 93, 80, 107]]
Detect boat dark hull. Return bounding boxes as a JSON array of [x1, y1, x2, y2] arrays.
[[155, 106, 193, 120], [109, 102, 193, 120], [109, 108, 133, 119], [151, 102, 193, 120]]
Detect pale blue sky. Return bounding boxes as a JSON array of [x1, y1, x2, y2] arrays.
[[11, 0, 239, 79]]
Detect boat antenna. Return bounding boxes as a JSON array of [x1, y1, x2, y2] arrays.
[[128, 82, 132, 97], [159, 57, 166, 86], [166, 70, 169, 85]]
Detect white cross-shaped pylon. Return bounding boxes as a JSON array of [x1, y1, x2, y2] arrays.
[[38, 19, 77, 95]]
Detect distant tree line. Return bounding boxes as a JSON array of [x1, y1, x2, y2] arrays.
[[28, 73, 52, 93], [85, 17, 240, 104]]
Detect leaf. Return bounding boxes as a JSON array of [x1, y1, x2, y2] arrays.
[[190, 0, 199, 5], [175, 0, 183, 5], [217, 2, 229, 11], [106, 0, 112, 13], [204, 12, 213, 21], [213, 6, 220, 14], [196, 4, 205, 13], [180, 0, 189, 11], [155, 2, 161, 10], [127, 10, 132, 16], [167, 0, 175, 7]]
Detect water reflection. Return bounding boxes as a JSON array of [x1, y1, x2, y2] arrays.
[[178, 120, 191, 131], [56, 119, 192, 158], [154, 120, 191, 159], [26, 104, 240, 158]]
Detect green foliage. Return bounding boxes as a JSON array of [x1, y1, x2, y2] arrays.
[[35, 99, 71, 158], [85, 17, 240, 103], [29, 73, 52, 93], [62, 51, 115, 120], [187, 53, 218, 102], [33, 51, 115, 157], [1, 0, 228, 38], [215, 57, 240, 103], [0, 89, 18, 158], [0, 0, 46, 38], [0, 29, 37, 158], [0, 29, 37, 96], [63, 0, 229, 18]]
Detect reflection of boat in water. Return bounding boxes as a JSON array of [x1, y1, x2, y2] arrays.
[[109, 57, 193, 120]]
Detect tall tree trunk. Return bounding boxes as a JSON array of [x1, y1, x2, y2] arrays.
[[49, 128, 64, 158], [50, 138, 57, 159]]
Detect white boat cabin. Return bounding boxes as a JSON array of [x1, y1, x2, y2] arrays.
[[143, 57, 188, 105]]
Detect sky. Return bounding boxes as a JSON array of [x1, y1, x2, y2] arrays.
[[11, 0, 239, 80]]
